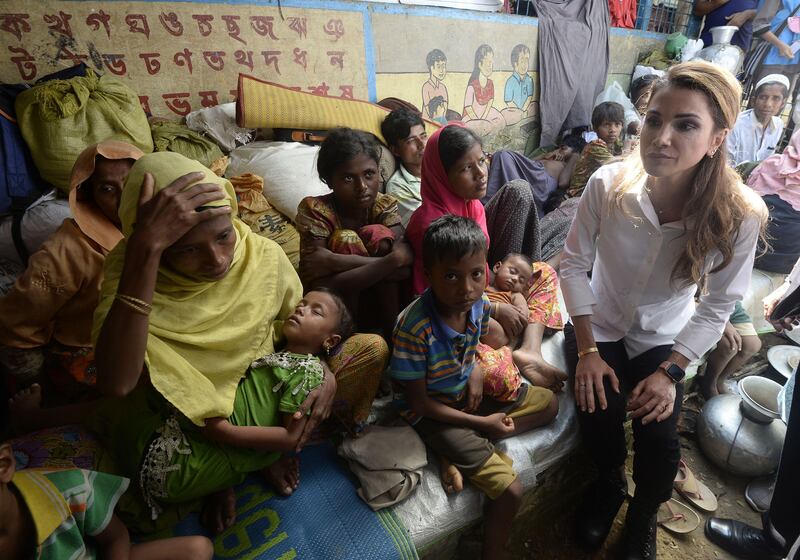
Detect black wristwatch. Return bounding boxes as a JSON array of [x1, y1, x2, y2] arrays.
[[659, 361, 685, 384]]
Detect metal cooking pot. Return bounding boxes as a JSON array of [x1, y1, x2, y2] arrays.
[[697, 376, 787, 477], [710, 25, 739, 45]]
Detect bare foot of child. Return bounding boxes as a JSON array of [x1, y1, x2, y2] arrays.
[[440, 458, 464, 494], [262, 455, 300, 496], [513, 350, 567, 392], [9, 383, 43, 435], [201, 487, 236, 534]]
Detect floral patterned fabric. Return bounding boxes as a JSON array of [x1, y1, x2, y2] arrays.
[[486, 262, 563, 329]]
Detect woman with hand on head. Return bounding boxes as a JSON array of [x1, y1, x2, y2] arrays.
[[560, 61, 767, 560], [90, 152, 387, 532]]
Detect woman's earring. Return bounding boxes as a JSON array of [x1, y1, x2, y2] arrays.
[[324, 344, 331, 356], [709, 149, 717, 158]]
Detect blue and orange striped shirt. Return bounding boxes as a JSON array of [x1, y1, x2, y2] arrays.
[[390, 289, 491, 423]]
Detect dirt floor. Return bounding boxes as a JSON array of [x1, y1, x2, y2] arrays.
[[496, 333, 790, 559]]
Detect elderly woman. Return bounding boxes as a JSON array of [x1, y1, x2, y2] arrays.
[[89, 152, 386, 531], [0, 141, 143, 402]]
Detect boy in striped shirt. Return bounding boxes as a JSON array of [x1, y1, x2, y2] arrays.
[[389, 215, 558, 560]]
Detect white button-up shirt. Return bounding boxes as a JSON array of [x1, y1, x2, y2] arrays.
[[727, 110, 784, 167], [561, 163, 764, 360]]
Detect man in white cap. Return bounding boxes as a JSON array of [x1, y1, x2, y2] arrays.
[[728, 73, 789, 166]]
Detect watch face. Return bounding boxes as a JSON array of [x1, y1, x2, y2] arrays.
[[667, 363, 685, 382]]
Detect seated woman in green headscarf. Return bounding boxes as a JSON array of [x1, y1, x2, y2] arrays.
[[90, 152, 387, 530]]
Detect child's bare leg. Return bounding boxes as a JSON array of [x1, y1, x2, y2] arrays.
[[499, 393, 559, 439], [200, 487, 237, 534], [439, 456, 464, 494], [482, 318, 510, 349], [262, 455, 300, 496], [131, 536, 214, 560], [9, 384, 99, 435], [482, 478, 522, 560], [701, 334, 761, 398], [512, 323, 567, 391]]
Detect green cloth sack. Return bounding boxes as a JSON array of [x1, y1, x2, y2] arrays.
[[665, 32, 689, 60], [150, 120, 224, 168], [15, 70, 153, 193]]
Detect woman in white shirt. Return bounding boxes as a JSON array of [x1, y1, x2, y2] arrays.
[[560, 61, 767, 560]]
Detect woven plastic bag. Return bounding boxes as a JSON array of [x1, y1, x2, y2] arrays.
[[150, 120, 224, 168], [15, 70, 153, 193], [229, 173, 300, 268]]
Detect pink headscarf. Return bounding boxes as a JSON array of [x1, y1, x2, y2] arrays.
[[405, 123, 490, 294], [748, 130, 800, 212]]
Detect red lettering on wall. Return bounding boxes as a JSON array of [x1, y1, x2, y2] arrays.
[[159, 12, 183, 36], [327, 50, 344, 70], [287, 17, 306, 39], [86, 11, 111, 38], [125, 14, 150, 39], [234, 50, 253, 71], [221, 15, 245, 44], [339, 85, 354, 99], [138, 95, 151, 114], [202, 51, 225, 71], [57, 45, 87, 66], [261, 50, 281, 75], [199, 90, 219, 108], [307, 83, 330, 97], [163, 93, 192, 116], [191, 14, 213, 36], [8, 46, 36, 80], [44, 11, 73, 38], [292, 48, 307, 71], [323, 19, 344, 41], [139, 52, 161, 75], [101, 53, 126, 75], [250, 16, 278, 39], [0, 14, 32, 41], [174, 48, 193, 74]]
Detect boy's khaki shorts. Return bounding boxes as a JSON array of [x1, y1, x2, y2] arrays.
[[413, 385, 554, 499]]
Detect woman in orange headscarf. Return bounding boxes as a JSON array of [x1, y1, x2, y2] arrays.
[[0, 141, 143, 402]]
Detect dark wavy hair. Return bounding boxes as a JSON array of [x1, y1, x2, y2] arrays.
[[316, 128, 381, 186]]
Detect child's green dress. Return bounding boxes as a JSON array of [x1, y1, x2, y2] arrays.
[[92, 352, 324, 519]]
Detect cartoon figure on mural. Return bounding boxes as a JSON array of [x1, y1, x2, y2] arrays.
[[503, 44, 536, 126], [462, 44, 506, 136], [428, 95, 448, 125], [422, 49, 450, 120]]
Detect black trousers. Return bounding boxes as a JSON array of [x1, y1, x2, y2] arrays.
[[770, 373, 800, 547], [564, 323, 683, 509]]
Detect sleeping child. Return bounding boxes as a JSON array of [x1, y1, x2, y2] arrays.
[[482, 253, 567, 392]]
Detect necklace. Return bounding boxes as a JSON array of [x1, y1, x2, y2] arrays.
[[251, 351, 324, 399]]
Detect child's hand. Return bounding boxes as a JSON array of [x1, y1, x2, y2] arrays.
[[390, 241, 414, 267], [495, 303, 527, 339], [464, 367, 484, 412], [482, 413, 515, 439]]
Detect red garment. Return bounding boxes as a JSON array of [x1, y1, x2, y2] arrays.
[[469, 78, 495, 106], [406, 123, 490, 294], [609, 0, 637, 28]]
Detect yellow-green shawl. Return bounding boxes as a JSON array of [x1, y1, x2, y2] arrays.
[[93, 152, 302, 426]]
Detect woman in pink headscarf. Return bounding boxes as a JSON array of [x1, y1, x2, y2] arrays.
[[748, 129, 800, 273], [405, 123, 566, 388]]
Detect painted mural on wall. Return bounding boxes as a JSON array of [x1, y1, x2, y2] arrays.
[[372, 12, 540, 152], [0, 1, 368, 118]]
